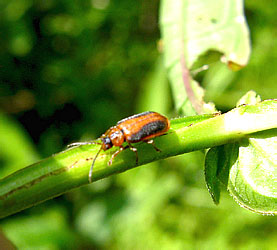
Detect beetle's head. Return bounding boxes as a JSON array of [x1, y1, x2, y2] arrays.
[[101, 137, 113, 150]]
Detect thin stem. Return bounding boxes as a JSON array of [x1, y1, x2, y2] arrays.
[[0, 100, 276, 219]]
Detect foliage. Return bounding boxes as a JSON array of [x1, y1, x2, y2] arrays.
[[0, 0, 276, 249]]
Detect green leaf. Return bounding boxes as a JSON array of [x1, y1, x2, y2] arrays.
[[1, 206, 77, 249], [136, 57, 170, 113], [160, 0, 251, 115], [205, 143, 239, 205], [204, 147, 221, 204], [205, 98, 277, 214], [0, 112, 39, 178], [228, 131, 277, 215], [236, 90, 262, 106]]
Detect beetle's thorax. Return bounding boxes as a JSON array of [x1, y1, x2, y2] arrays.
[[108, 127, 124, 146]]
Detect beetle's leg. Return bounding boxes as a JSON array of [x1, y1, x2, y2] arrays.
[[108, 145, 129, 166], [67, 141, 101, 148], [146, 139, 161, 152], [127, 143, 138, 164]]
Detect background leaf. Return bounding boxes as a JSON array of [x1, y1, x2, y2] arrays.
[[0, 113, 39, 178], [160, 0, 251, 115]]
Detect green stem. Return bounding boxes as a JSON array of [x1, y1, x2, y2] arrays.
[[0, 100, 276, 218]]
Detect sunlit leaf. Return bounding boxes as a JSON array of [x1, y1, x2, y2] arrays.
[[236, 90, 262, 106], [205, 97, 277, 214], [228, 131, 277, 215], [160, 0, 251, 114]]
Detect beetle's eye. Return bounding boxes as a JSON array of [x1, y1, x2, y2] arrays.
[[102, 137, 112, 150]]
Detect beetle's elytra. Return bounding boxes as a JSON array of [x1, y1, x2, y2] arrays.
[[69, 111, 170, 182]]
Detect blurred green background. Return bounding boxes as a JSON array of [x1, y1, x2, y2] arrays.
[[0, 0, 276, 249]]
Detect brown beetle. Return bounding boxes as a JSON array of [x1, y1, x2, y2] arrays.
[[69, 111, 170, 182]]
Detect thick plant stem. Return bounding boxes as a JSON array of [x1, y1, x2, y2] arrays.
[[0, 100, 276, 218]]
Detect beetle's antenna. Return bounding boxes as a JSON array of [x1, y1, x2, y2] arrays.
[[67, 140, 102, 148], [89, 146, 102, 183]]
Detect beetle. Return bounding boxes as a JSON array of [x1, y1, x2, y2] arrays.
[[69, 111, 170, 182]]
